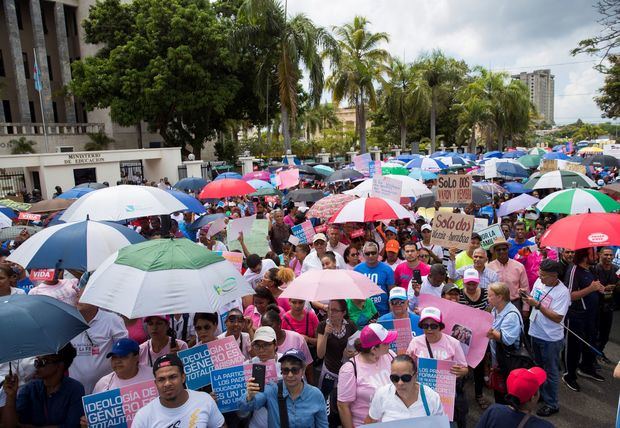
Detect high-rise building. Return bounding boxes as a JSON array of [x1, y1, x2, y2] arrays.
[[511, 69, 555, 124]]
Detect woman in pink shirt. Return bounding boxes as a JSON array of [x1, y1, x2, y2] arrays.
[[138, 315, 188, 367], [337, 324, 397, 428], [243, 286, 284, 329]]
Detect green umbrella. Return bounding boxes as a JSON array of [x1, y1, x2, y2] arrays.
[[528, 148, 547, 156], [517, 154, 542, 169], [524, 170, 597, 190], [537, 188, 620, 214], [382, 165, 409, 176]]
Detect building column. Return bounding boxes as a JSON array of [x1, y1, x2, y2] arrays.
[[3, 0, 31, 122], [53, 2, 76, 123], [29, 0, 54, 123]]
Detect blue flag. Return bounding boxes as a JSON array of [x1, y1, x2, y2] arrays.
[[33, 56, 42, 92]]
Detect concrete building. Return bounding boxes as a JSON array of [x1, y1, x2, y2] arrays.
[[511, 69, 555, 124]]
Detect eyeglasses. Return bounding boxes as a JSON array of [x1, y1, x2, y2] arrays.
[[420, 323, 440, 330], [390, 300, 406, 306], [390, 374, 414, 383], [281, 367, 302, 375], [252, 342, 273, 350], [364, 251, 377, 256], [226, 315, 243, 323], [34, 358, 61, 369]]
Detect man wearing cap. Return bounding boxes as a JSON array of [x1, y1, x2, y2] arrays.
[[355, 241, 395, 316], [522, 259, 570, 417], [243, 349, 327, 428], [407, 263, 448, 312], [92, 338, 153, 393], [132, 354, 225, 427], [415, 224, 444, 262], [487, 237, 529, 312], [384, 240, 403, 271], [442, 283, 460, 302], [377, 287, 423, 338], [301, 233, 346, 273], [448, 247, 499, 290], [327, 225, 348, 258], [508, 221, 535, 259]]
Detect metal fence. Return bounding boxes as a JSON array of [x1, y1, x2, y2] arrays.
[[177, 165, 188, 180], [120, 160, 144, 184], [0, 168, 26, 197]]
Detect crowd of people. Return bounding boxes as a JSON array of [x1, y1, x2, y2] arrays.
[[0, 163, 619, 428]]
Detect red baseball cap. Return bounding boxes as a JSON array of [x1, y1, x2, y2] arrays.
[[506, 367, 547, 405]]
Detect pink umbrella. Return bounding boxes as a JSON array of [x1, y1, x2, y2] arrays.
[[279, 270, 385, 301], [329, 197, 414, 223], [242, 171, 271, 181]]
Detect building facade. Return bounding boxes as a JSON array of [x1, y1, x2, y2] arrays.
[[511, 69, 555, 124]]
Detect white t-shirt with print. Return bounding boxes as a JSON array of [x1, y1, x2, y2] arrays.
[[132, 389, 224, 428], [528, 279, 570, 342], [368, 383, 444, 421], [243, 259, 277, 289]]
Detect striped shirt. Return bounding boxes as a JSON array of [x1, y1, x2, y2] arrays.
[[458, 288, 489, 310], [447, 261, 499, 290]]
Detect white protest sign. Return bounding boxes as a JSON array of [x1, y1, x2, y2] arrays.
[[227, 215, 255, 240], [484, 159, 497, 179], [473, 217, 489, 233], [371, 176, 402, 202], [478, 224, 504, 250]]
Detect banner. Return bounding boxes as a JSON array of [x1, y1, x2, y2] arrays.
[[227, 219, 270, 256], [291, 220, 316, 244], [354, 153, 372, 176], [436, 175, 472, 205], [18, 212, 41, 221], [82, 380, 157, 428], [477, 224, 504, 250], [227, 215, 255, 241], [364, 415, 450, 427], [418, 294, 492, 367], [603, 143, 620, 159], [277, 169, 300, 189], [178, 336, 245, 390], [418, 358, 456, 421], [540, 159, 558, 173], [29, 268, 55, 281], [430, 212, 474, 251], [215, 251, 244, 272], [371, 176, 402, 202], [378, 317, 416, 354]]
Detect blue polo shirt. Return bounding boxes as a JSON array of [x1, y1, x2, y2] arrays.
[[16, 376, 85, 427], [508, 238, 534, 259], [354, 262, 395, 316]]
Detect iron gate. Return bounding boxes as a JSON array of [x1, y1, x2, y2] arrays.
[[120, 160, 144, 184], [0, 168, 26, 197]]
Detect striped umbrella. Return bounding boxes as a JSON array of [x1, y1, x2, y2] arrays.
[[382, 163, 410, 176], [517, 154, 542, 169], [524, 170, 597, 190], [306, 194, 357, 220], [536, 189, 620, 214], [405, 158, 447, 172], [330, 197, 413, 223], [344, 176, 432, 199]]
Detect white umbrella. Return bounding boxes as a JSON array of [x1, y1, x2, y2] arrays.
[[60, 185, 187, 222], [0, 212, 12, 229], [344, 175, 432, 198]]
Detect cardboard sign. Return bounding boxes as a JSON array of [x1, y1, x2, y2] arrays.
[[430, 212, 475, 251], [291, 220, 316, 244], [477, 224, 504, 250], [215, 251, 244, 273], [227, 215, 255, 241], [473, 217, 489, 233], [564, 163, 584, 175], [82, 380, 157, 428], [227, 219, 270, 256], [540, 159, 558, 173], [29, 269, 55, 281], [277, 169, 300, 189], [18, 212, 41, 221], [436, 175, 472, 205], [178, 336, 245, 390], [418, 358, 456, 421], [371, 176, 402, 202]]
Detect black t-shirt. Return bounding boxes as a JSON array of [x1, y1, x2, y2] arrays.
[[594, 263, 618, 306], [316, 320, 358, 374], [476, 404, 554, 428], [564, 264, 598, 314]]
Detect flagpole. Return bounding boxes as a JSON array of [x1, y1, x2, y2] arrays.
[[33, 48, 49, 153]]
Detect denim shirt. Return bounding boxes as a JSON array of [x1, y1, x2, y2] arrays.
[[490, 302, 523, 364], [239, 381, 328, 428]]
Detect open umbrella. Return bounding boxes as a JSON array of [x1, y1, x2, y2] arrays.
[[79, 239, 254, 318], [536, 189, 620, 214], [517, 154, 542, 169], [541, 213, 620, 250], [503, 182, 532, 194], [7, 220, 145, 271], [28, 198, 76, 214], [74, 182, 107, 190], [529, 148, 547, 156], [473, 181, 506, 194], [409, 169, 438, 181], [287, 189, 324, 203], [280, 270, 384, 301], [496, 162, 529, 178], [502, 150, 527, 159], [326, 169, 364, 183], [57, 187, 95, 200], [306, 194, 357, 220], [314, 165, 335, 175], [582, 155, 619, 168], [0, 294, 89, 364], [382, 163, 410, 176], [413, 187, 492, 208], [578, 147, 603, 155], [173, 177, 210, 192], [189, 213, 227, 231], [542, 152, 569, 160], [483, 151, 503, 159], [249, 187, 283, 198], [0, 205, 16, 219], [344, 176, 432, 199], [330, 197, 413, 223], [246, 179, 274, 190], [0, 212, 12, 228], [214, 172, 243, 180], [242, 171, 271, 182], [600, 182, 620, 200], [165, 190, 206, 214], [523, 170, 597, 190], [0, 225, 42, 241], [60, 185, 188, 222], [397, 154, 422, 162], [405, 158, 447, 172], [496, 194, 540, 217], [198, 179, 255, 199]]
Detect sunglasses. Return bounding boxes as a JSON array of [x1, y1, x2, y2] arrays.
[[281, 367, 302, 375], [364, 251, 377, 256], [420, 323, 440, 330], [34, 358, 61, 369], [226, 315, 243, 323], [390, 300, 406, 306], [390, 374, 414, 383]]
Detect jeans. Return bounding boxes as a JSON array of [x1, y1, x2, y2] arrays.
[[531, 336, 563, 410]]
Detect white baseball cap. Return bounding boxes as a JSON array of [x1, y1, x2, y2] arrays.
[[312, 233, 327, 243], [389, 287, 408, 301], [419, 306, 443, 325], [252, 326, 277, 344], [463, 268, 480, 284]]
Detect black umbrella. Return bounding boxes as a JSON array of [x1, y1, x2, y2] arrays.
[[582, 155, 619, 168], [287, 189, 325, 202], [295, 165, 322, 176], [326, 169, 364, 183], [413, 187, 492, 208]]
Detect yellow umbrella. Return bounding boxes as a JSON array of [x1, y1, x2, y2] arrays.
[[578, 147, 603, 154]]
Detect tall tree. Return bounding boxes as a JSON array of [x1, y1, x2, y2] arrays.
[[595, 54, 620, 118], [571, 0, 619, 61], [326, 16, 390, 153]]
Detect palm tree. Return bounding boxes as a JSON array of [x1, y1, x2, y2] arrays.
[[381, 59, 431, 149], [456, 96, 492, 152], [84, 131, 115, 151], [326, 16, 390, 153], [10, 137, 37, 154], [418, 50, 467, 153], [237, 0, 332, 152]]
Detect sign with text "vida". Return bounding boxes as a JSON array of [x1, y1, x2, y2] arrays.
[[29, 269, 55, 281], [430, 212, 474, 251], [436, 175, 472, 205]]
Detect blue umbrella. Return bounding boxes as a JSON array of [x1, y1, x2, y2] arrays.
[[430, 151, 450, 158], [247, 179, 274, 190], [189, 213, 226, 231], [496, 162, 529, 178], [214, 172, 242, 180], [0, 205, 16, 219], [405, 158, 447, 171], [483, 151, 503, 159], [397, 154, 421, 162], [165, 190, 206, 214], [57, 187, 95, 199], [552, 144, 566, 152], [543, 152, 569, 160], [409, 169, 438, 181], [0, 294, 89, 363], [569, 155, 584, 163], [503, 181, 532, 194], [173, 177, 210, 192], [502, 150, 526, 159], [461, 153, 478, 161]]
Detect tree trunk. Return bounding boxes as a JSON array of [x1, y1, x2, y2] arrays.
[[430, 89, 437, 153], [359, 89, 367, 154], [497, 129, 504, 152], [400, 123, 407, 150], [136, 122, 143, 149], [281, 105, 291, 152], [468, 133, 476, 153]]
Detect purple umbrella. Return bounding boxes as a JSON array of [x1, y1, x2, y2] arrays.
[[242, 171, 271, 181], [496, 194, 540, 217]]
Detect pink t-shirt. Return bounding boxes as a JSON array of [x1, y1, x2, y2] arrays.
[[244, 305, 286, 328], [92, 364, 154, 394], [279, 330, 313, 365], [337, 353, 394, 427], [394, 262, 431, 289], [125, 319, 149, 344], [281, 310, 319, 338], [406, 334, 467, 366], [138, 339, 188, 367], [29, 279, 79, 306]]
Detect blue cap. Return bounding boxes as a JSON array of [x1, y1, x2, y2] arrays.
[[106, 338, 139, 358], [385, 226, 398, 234], [278, 348, 306, 365]]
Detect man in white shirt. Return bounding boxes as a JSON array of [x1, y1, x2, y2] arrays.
[[407, 264, 447, 312], [326, 225, 347, 258], [301, 233, 346, 273], [416, 224, 444, 262], [243, 254, 277, 289], [132, 354, 225, 428]]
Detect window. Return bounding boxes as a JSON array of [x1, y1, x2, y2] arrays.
[[47, 55, 53, 81], [0, 50, 5, 76], [29, 101, 36, 123], [16, 2, 23, 30], [74, 168, 97, 186], [41, 4, 48, 34], [52, 102, 58, 123], [22, 52, 30, 79]]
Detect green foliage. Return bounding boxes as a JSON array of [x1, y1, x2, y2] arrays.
[[84, 131, 115, 151], [595, 54, 620, 118], [571, 0, 619, 61], [573, 123, 606, 141], [10, 137, 37, 154]]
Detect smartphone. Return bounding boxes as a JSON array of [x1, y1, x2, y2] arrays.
[[519, 289, 529, 299], [252, 363, 266, 392], [412, 269, 422, 284]]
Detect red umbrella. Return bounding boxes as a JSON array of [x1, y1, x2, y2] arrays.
[[329, 197, 414, 223], [198, 179, 255, 199], [540, 213, 620, 250], [306, 194, 357, 220]]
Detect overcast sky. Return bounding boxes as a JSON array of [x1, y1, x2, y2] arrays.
[[287, 0, 613, 125]]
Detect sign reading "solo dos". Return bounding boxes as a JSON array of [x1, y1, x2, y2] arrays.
[[436, 175, 472, 205]]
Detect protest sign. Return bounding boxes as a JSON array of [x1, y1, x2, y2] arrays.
[[477, 224, 504, 250], [369, 160, 382, 178], [418, 358, 456, 421], [484, 160, 498, 180], [436, 175, 472, 205], [264, 195, 279, 204], [291, 220, 316, 244], [29, 268, 55, 281], [178, 336, 245, 390], [207, 216, 227, 238], [211, 365, 247, 413], [564, 163, 586, 175], [603, 143, 620, 159], [430, 212, 474, 251], [364, 415, 450, 428], [82, 380, 157, 428], [418, 294, 492, 367], [227, 219, 270, 256], [540, 159, 558, 173], [371, 176, 402, 202], [18, 212, 41, 221], [473, 217, 489, 233], [353, 153, 372, 176], [277, 169, 300, 189], [227, 215, 255, 241], [215, 251, 244, 272]]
